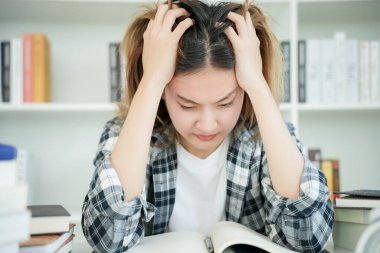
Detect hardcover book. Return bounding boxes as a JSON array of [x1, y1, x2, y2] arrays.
[[27, 205, 71, 235]]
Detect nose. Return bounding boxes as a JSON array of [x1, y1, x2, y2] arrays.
[[195, 108, 218, 134]]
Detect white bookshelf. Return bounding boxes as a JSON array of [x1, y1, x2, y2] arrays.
[[0, 0, 379, 252]]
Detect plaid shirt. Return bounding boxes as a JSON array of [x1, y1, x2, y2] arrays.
[[82, 117, 333, 253]]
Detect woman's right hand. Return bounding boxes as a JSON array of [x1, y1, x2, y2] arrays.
[[142, 4, 193, 89]]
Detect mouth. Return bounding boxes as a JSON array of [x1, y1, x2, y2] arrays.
[[195, 134, 217, 142]]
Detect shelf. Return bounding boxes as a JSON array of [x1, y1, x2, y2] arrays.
[[298, 0, 380, 23], [297, 104, 380, 112], [0, 0, 291, 23], [0, 103, 117, 112]]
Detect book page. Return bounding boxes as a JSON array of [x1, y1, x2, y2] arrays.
[[210, 221, 297, 253], [129, 231, 209, 253]]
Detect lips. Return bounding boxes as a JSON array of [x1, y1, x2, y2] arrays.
[[195, 134, 217, 141]]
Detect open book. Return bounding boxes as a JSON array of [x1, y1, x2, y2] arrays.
[[129, 221, 297, 253]]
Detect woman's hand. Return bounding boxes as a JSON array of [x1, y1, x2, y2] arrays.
[[224, 11, 266, 92], [142, 4, 193, 89]]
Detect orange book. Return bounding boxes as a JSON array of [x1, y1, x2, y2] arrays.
[[32, 33, 51, 102], [321, 160, 334, 203], [23, 33, 34, 103]]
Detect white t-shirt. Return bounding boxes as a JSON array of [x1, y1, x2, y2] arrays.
[[168, 136, 230, 235]]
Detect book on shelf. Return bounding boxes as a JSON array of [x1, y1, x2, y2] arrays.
[[129, 221, 297, 253], [1, 41, 11, 103], [28, 205, 71, 235], [335, 189, 380, 208], [321, 159, 340, 204], [1, 33, 51, 104], [334, 206, 372, 224], [280, 41, 291, 103], [19, 224, 75, 253], [297, 32, 380, 105], [109, 42, 122, 102]]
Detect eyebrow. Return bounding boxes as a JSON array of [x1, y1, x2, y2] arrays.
[[176, 88, 237, 105]]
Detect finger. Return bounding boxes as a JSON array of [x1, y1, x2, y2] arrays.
[[227, 12, 248, 38], [143, 19, 154, 39], [223, 26, 240, 48], [152, 4, 169, 30], [245, 11, 256, 35], [172, 18, 194, 41], [162, 8, 190, 32]]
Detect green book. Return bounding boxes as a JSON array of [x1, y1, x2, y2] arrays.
[[334, 206, 372, 224], [333, 221, 368, 250]]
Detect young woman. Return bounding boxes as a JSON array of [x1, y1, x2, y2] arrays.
[[82, 0, 333, 252]]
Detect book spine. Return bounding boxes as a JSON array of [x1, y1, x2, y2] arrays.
[[298, 40, 306, 103], [321, 39, 336, 104], [281, 41, 291, 103], [334, 32, 346, 104], [370, 40, 379, 103], [345, 39, 359, 104], [23, 33, 34, 103], [332, 159, 340, 203], [306, 39, 320, 104], [321, 160, 334, 203], [1, 41, 11, 103], [109, 43, 120, 102], [33, 33, 50, 103], [359, 40, 371, 104], [10, 38, 23, 104]]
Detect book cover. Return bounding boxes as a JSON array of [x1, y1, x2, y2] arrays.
[[109, 42, 121, 102], [32, 33, 51, 103], [308, 148, 322, 170], [305, 39, 321, 105], [28, 205, 71, 235], [298, 40, 306, 103], [333, 221, 368, 250], [1, 41, 11, 103], [320, 39, 336, 104], [10, 38, 23, 104], [334, 32, 346, 104], [23, 33, 34, 103], [334, 206, 372, 224], [129, 221, 297, 253], [321, 160, 334, 203], [359, 40, 371, 104], [370, 40, 379, 103], [280, 41, 291, 103], [345, 39, 359, 104]]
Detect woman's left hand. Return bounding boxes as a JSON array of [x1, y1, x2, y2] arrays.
[[224, 11, 266, 92]]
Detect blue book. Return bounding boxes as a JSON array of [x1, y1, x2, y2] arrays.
[[0, 143, 17, 160]]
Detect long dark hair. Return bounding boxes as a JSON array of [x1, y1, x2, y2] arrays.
[[119, 0, 284, 138]]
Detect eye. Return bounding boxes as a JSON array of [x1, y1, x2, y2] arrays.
[[219, 101, 233, 108], [180, 105, 195, 110]]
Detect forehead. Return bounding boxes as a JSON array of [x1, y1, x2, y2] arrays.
[[167, 67, 238, 100]]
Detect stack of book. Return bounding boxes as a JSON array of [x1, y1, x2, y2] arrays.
[[308, 148, 340, 204], [19, 205, 75, 253], [0, 143, 31, 253], [1, 33, 51, 104], [333, 189, 380, 250]]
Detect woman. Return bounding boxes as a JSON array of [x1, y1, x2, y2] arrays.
[[82, 0, 333, 252]]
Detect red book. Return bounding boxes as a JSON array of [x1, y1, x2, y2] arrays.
[[23, 33, 34, 103]]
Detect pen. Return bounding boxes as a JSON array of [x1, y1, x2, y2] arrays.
[[204, 236, 214, 253]]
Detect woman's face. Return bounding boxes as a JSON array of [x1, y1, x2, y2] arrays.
[[163, 67, 244, 159]]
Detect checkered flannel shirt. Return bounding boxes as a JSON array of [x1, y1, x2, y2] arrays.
[[82, 117, 333, 253]]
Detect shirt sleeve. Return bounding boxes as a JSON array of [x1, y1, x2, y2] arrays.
[[260, 122, 334, 253], [81, 117, 156, 253]]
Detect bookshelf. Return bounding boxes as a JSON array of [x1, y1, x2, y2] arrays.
[[0, 0, 379, 252]]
